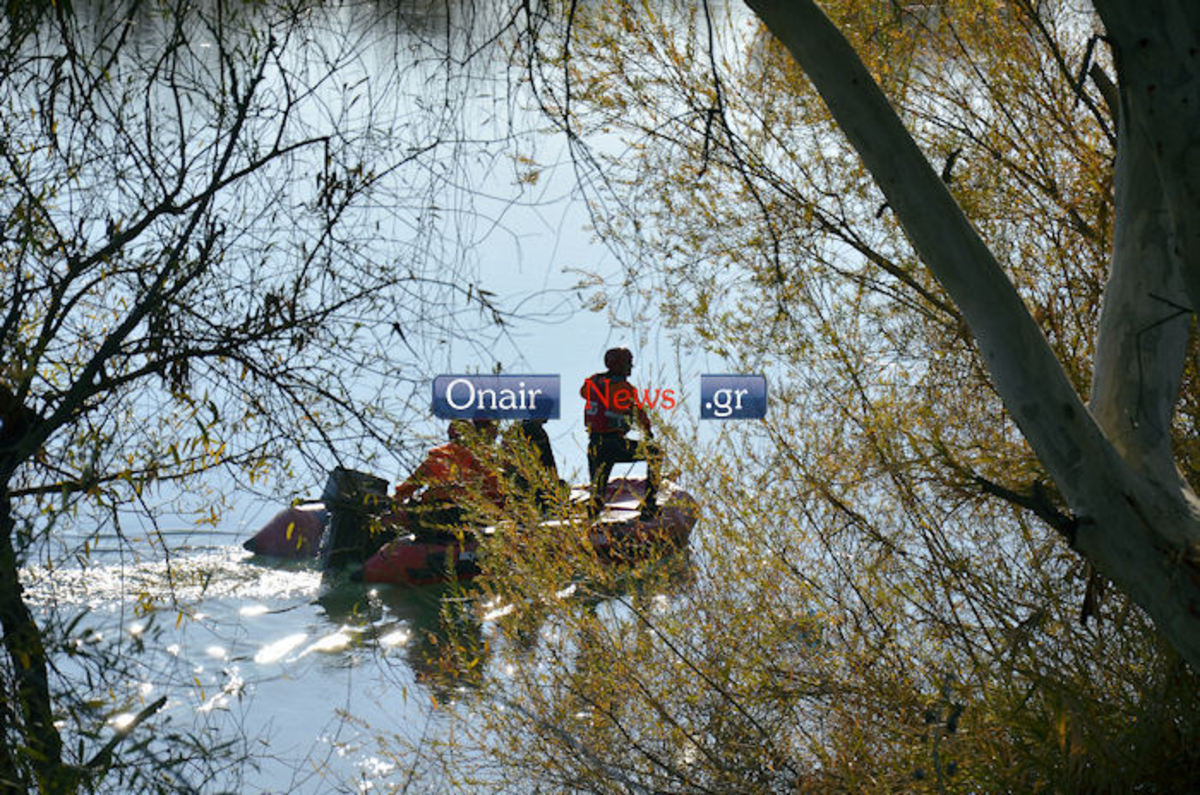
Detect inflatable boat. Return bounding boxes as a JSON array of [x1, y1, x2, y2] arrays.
[[242, 470, 698, 587], [241, 502, 328, 558], [362, 477, 698, 586]]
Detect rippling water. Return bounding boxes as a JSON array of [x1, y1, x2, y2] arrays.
[[23, 535, 481, 792]]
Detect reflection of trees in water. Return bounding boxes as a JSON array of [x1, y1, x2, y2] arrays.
[[316, 582, 488, 697], [375, 543, 705, 789], [315, 546, 697, 703], [476, 546, 698, 665]]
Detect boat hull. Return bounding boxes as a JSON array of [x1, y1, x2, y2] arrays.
[[241, 476, 698, 586], [362, 478, 698, 587], [241, 504, 328, 559]]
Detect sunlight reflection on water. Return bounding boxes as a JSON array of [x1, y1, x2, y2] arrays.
[[298, 628, 357, 656], [21, 546, 453, 792], [378, 628, 411, 648], [21, 548, 322, 607], [253, 632, 309, 664]]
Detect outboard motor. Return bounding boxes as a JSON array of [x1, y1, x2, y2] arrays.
[[319, 467, 391, 571]]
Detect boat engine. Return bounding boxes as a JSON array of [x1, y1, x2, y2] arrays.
[[319, 467, 392, 571]]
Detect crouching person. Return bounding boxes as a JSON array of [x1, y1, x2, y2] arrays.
[[392, 419, 503, 540]]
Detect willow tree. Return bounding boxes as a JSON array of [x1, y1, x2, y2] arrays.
[[0, 1, 519, 790], [737, 0, 1198, 669], [520, 0, 1199, 666], [429, 0, 1199, 790]]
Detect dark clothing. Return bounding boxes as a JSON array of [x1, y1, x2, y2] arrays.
[[403, 502, 468, 542], [518, 420, 558, 478], [507, 420, 562, 512], [587, 432, 660, 516]]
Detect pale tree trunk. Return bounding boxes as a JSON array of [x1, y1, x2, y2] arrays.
[[1091, 0, 1200, 494], [1093, 1, 1200, 316], [745, 0, 1200, 669], [1090, 93, 1192, 492]]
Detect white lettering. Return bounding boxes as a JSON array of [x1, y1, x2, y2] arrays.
[[446, 378, 475, 410], [443, 378, 549, 415], [711, 387, 749, 418]]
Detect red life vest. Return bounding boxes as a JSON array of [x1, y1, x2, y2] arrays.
[[394, 442, 502, 506], [580, 373, 638, 435]]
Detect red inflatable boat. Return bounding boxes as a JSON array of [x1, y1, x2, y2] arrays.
[[362, 478, 699, 587], [242, 503, 328, 558], [242, 474, 699, 587]]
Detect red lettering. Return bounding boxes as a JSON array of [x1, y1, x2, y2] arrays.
[[584, 380, 681, 414], [583, 378, 610, 410]]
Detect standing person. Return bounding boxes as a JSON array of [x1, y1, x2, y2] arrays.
[[580, 347, 661, 519], [502, 418, 564, 513], [517, 418, 558, 479]]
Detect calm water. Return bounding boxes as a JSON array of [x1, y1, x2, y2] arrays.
[[23, 495, 695, 791], [23, 519, 496, 792]]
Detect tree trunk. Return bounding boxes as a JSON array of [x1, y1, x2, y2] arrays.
[[746, 0, 1200, 669], [0, 489, 69, 791], [1093, 1, 1200, 316]]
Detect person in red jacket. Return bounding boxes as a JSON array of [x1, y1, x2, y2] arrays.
[[392, 419, 502, 537], [580, 347, 661, 518]]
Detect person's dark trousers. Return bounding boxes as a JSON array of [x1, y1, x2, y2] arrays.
[[587, 433, 661, 516]]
